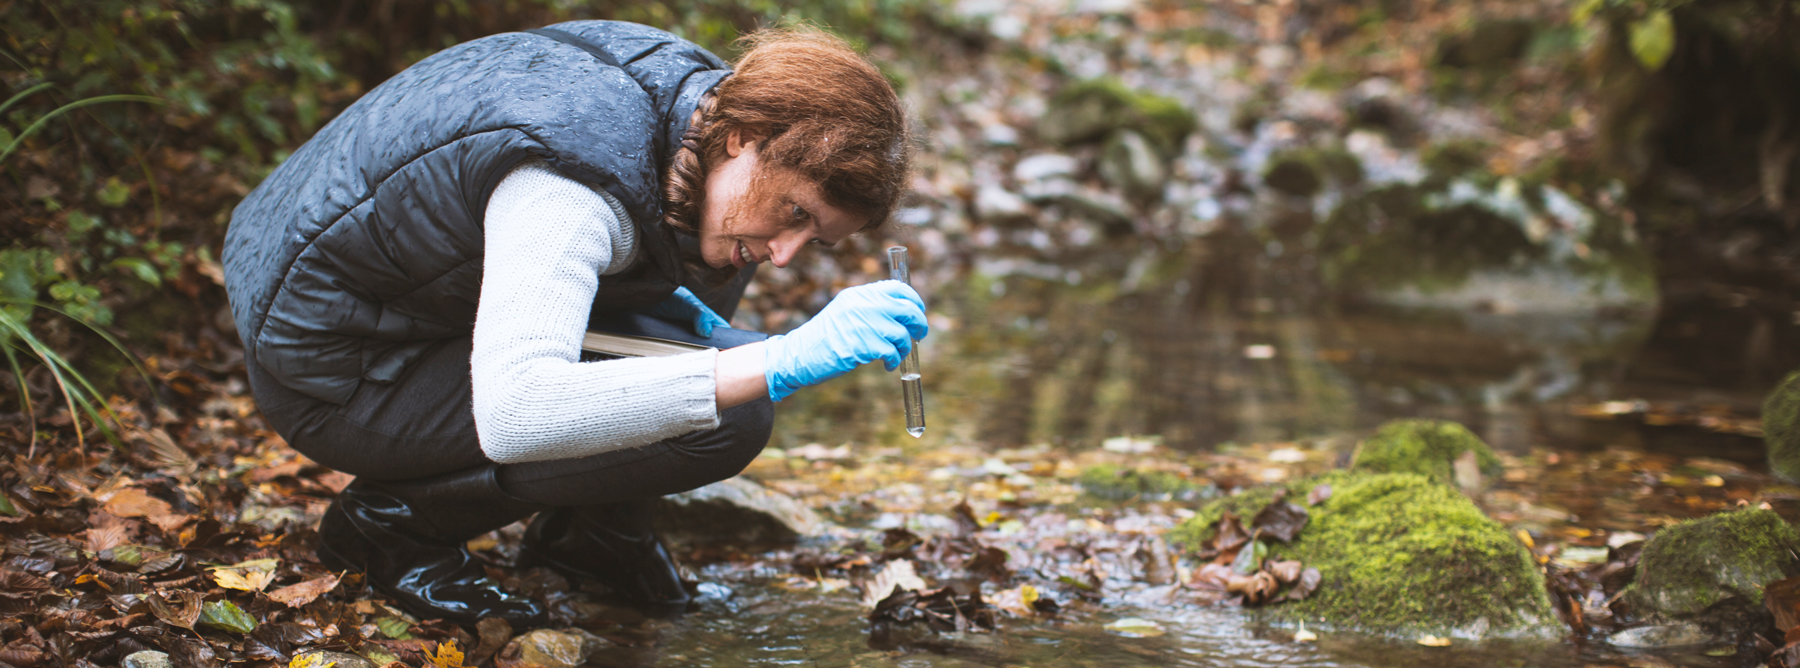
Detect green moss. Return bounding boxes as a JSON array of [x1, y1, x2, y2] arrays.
[[1262, 147, 1363, 198], [1171, 471, 1556, 637], [1038, 78, 1196, 151], [1623, 508, 1800, 619], [1766, 371, 1800, 482], [1352, 419, 1501, 483], [1077, 464, 1197, 502]]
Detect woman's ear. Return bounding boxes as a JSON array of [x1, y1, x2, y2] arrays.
[[725, 129, 758, 159]]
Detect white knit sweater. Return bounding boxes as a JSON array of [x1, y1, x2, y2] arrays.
[[471, 160, 720, 464]]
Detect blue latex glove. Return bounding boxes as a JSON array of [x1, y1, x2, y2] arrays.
[[764, 280, 928, 402], [647, 286, 730, 337]]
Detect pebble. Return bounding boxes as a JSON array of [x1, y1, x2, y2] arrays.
[[123, 651, 171, 668]]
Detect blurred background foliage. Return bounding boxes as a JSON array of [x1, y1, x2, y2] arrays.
[[1, 0, 1797, 417]]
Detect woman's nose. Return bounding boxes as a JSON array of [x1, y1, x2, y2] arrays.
[[767, 230, 808, 268]]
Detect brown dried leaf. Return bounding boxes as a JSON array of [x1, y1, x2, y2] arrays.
[[1251, 499, 1309, 543], [84, 511, 132, 553], [1768, 576, 1800, 633], [1282, 567, 1322, 601], [103, 488, 188, 532], [469, 617, 513, 666], [1263, 559, 1302, 584], [267, 573, 340, 607], [1307, 484, 1332, 506], [1210, 511, 1251, 563], [1226, 571, 1279, 604], [149, 589, 204, 629]]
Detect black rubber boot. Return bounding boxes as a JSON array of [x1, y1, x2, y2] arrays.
[[521, 500, 692, 615], [318, 465, 546, 627]]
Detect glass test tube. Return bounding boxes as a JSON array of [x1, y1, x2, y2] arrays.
[[888, 246, 926, 438]]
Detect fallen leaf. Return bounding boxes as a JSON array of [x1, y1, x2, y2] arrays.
[[1230, 539, 1268, 575], [211, 558, 279, 592], [429, 640, 464, 668], [991, 584, 1041, 617], [1282, 567, 1322, 601], [1307, 484, 1332, 506], [290, 654, 337, 668], [470, 617, 513, 666], [1251, 499, 1309, 543], [1104, 617, 1165, 637], [1264, 559, 1302, 584], [1767, 576, 1800, 633], [267, 573, 341, 607], [199, 599, 257, 633], [84, 511, 131, 553], [1417, 635, 1451, 647], [149, 589, 204, 629], [861, 559, 928, 609]]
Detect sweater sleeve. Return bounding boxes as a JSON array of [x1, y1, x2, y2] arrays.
[[470, 160, 720, 464]]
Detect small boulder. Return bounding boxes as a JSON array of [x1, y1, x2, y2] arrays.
[[973, 184, 1034, 225], [1622, 508, 1800, 635], [1038, 78, 1195, 149], [122, 651, 172, 668], [293, 652, 378, 668], [1352, 419, 1502, 485], [1171, 471, 1557, 637], [654, 476, 826, 550], [1765, 371, 1800, 481], [1099, 130, 1169, 204], [495, 628, 608, 668]]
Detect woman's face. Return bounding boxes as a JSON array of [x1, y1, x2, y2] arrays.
[[697, 131, 864, 270]]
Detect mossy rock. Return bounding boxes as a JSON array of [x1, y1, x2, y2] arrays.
[[1622, 508, 1800, 627], [1170, 471, 1557, 637], [1038, 78, 1195, 150], [1766, 371, 1800, 482], [1077, 464, 1198, 502], [1262, 148, 1363, 198], [1352, 419, 1502, 483]]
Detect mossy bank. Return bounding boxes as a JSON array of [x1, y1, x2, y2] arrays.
[[1170, 471, 1557, 638]]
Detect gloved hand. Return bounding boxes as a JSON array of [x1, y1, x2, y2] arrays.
[[764, 280, 928, 402], [646, 286, 731, 338]]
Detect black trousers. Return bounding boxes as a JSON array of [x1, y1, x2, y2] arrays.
[[246, 288, 772, 507]]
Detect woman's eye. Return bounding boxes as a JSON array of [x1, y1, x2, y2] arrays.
[[791, 204, 810, 222]]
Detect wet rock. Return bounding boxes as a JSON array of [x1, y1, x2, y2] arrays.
[[1038, 78, 1195, 149], [1054, 185, 1134, 230], [1013, 153, 1080, 184], [293, 651, 377, 668], [496, 629, 608, 668], [1766, 371, 1800, 481], [1352, 419, 1502, 484], [1172, 471, 1557, 637], [654, 476, 826, 550], [1605, 621, 1715, 648], [123, 650, 172, 668], [1099, 130, 1168, 203], [1262, 157, 1321, 197], [974, 184, 1033, 224], [1621, 508, 1800, 634]]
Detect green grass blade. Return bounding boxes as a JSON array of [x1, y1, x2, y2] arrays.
[[0, 83, 54, 118], [0, 94, 163, 164]]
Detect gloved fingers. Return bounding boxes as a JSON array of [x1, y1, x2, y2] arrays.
[[861, 280, 927, 314], [694, 309, 728, 338], [867, 317, 915, 371]]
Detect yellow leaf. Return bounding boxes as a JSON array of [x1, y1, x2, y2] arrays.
[[290, 654, 338, 668], [430, 640, 464, 668], [211, 558, 279, 592], [1417, 635, 1452, 647]]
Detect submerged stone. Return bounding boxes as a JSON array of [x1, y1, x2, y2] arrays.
[[1621, 508, 1800, 632], [1170, 471, 1556, 637], [1605, 621, 1715, 648], [1352, 419, 1501, 484], [1765, 371, 1800, 482], [122, 651, 172, 668]]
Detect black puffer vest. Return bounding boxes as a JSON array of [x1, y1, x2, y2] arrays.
[[223, 21, 730, 405]]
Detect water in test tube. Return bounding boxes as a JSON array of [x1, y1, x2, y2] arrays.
[[888, 246, 926, 438]]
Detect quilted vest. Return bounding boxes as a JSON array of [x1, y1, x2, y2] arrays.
[[223, 21, 730, 405]]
